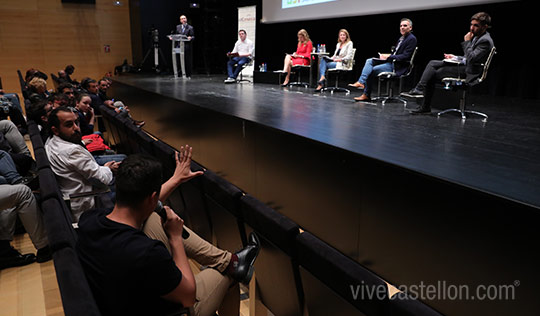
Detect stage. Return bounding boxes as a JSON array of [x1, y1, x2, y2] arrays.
[[112, 74, 540, 209], [110, 74, 540, 316]]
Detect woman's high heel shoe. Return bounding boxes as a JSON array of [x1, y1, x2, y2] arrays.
[[315, 79, 326, 92]]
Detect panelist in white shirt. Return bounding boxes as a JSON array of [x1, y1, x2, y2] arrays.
[[224, 29, 254, 83]]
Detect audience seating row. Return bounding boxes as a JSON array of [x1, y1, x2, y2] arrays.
[[27, 119, 101, 316], [98, 105, 445, 316], [22, 90, 445, 316]]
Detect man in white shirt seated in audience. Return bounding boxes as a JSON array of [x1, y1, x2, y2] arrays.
[[45, 107, 120, 222], [224, 29, 254, 83]]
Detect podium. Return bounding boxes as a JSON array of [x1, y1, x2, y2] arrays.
[[168, 34, 191, 79]]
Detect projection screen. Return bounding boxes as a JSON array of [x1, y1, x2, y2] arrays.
[[263, 0, 512, 23]]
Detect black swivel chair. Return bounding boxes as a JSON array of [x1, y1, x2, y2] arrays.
[[236, 58, 254, 83], [437, 46, 496, 121], [374, 47, 418, 106], [321, 48, 357, 95], [288, 55, 312, 88]]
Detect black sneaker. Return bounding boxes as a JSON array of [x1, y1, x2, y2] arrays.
[[402, 88, 424, 97], [0, 246, 36, 270]]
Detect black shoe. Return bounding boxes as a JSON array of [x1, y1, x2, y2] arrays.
[[402, 88, 424, 97], [409, 105, 431, 114], [228, 232, 260, 284], [36, 246, 52, 263], [0, 247, 36, 270]]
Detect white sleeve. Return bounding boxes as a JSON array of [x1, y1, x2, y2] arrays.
[[67, 148, 114, 186], [231, 41, 240, 54]]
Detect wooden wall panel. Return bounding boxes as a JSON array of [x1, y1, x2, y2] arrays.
[[0, 0, 132, 94]]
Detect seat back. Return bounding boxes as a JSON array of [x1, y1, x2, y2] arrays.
[[240, 194, 304, 316], [202, 170, 246, 250], [401, 46, 418, 77], [477, 46, 496, 84], [27, 120, 44, 150], [52, 247, 102, 316], [296, 231, 388, 316], [17, 69, 29, 98]]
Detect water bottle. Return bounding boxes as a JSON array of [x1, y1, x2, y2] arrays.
[[322, 44, 326, 53], [317, 44, 321, 53], [263, 63, 267, 72]]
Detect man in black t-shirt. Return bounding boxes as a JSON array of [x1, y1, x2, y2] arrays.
[[77, 151, 260, 316]]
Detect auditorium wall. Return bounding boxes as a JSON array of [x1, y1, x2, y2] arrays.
[[0, 0, 132, 96]]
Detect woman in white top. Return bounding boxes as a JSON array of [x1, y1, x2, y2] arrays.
[[316, 29, 354, 91]]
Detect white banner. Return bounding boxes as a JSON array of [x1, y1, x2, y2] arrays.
[[238, 6, 256, 77]]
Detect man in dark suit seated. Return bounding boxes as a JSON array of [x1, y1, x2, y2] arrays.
[[405, 12, 494, 114], [350, 18, 417, 102], [176, 15, 195, 79]]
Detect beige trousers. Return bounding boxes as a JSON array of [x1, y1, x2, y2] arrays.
[[143, 213, 240, 316]]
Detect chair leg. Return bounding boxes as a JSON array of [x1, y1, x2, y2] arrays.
[[289, 68, 310, 87], [321, 72, 350, 94], [437, 90, 488, 121], [374, 79, 408, 106]]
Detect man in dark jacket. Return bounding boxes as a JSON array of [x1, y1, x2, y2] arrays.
[[350, 18, 417, 102], [405, 12, 494, 114], [176, 15, 195, 78]]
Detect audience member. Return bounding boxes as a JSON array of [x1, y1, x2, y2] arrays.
[[26, 99, 52, 141], [28, 77, 50, 104], [0, 95, 28, 135], [74, 93, 95, 136], [57, 69, 69, 84], [64, 64, 79, 86], [25, 68, 48, 84], [49, 92, 70, 109], [0, 119, 32, 158], [0, 179, 51, 269], [57, 82, 76, 106], [81, 77, 112, 113], [45, 107, 120, 221], [77, 152, 260, 316], [110, 100, 145, 128], [0, 89, 24, 113]]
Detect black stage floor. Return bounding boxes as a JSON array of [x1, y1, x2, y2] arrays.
[[113, 74, 540, 210]]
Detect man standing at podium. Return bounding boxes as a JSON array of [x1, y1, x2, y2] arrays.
[[176, 15, 194, 79]]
